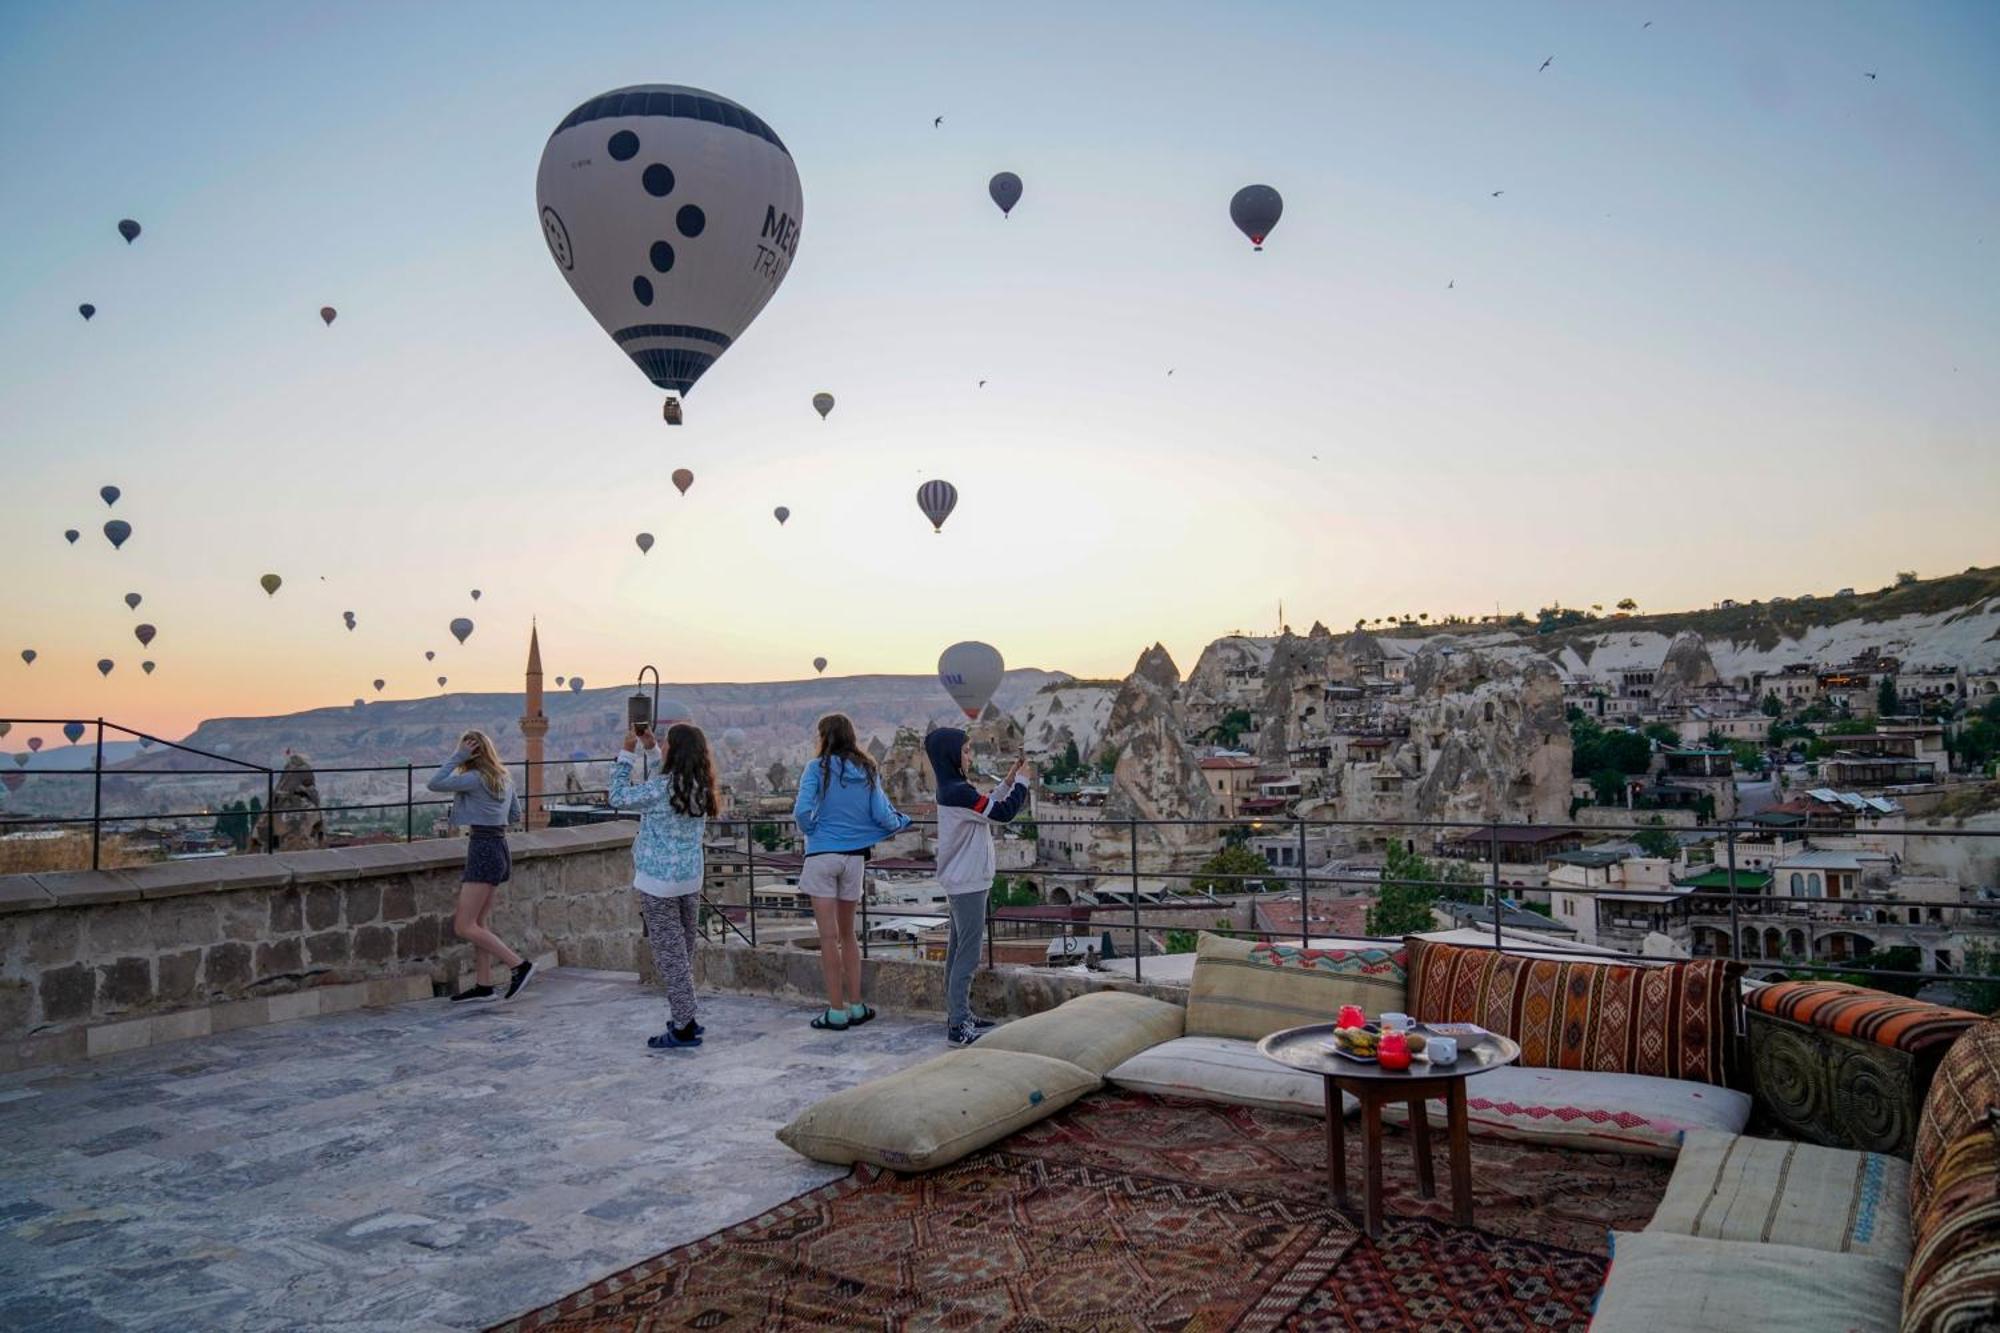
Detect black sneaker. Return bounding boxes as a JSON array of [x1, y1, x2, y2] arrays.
[[450, 984, 495, 1003], [947, 1023, 982, 1047], [502, 959, 536, 1001], [970, 1015, 999, 1030]]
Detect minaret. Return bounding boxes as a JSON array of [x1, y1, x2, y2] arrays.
[[520, 622, 548, 829]]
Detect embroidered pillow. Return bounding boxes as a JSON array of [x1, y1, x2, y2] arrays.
[[1185, 933, 1407, 1041]]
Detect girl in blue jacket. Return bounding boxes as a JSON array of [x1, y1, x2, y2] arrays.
[[611, 722, 718, 1049], [793, 714, 911, 1030]]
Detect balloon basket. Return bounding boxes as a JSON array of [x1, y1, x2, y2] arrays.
[[662, 396, 684, 426]]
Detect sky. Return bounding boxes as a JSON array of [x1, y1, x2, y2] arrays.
[[2, 1, 1996, 743]]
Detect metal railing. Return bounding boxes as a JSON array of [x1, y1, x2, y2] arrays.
[[3, 717, 1998, 999]]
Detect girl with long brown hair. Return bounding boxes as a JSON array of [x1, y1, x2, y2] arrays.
[[792, 714, 911, 1031], [427, 730, 533, 1002], [611, 721, 719, 1049]]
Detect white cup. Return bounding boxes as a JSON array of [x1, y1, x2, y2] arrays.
[[1427, 1036, 1459, 1063], [1380, 1012, 1412, 1032]]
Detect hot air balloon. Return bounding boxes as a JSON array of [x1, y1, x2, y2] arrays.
[[424, 650, 435, 661], [569, 677, 585, 693], [636, 531, 655, 554], [100, 485, 120, 507], [812, 392, 834, 420], [437, 676, 448, 688], [672, 468, 693, 497], [938, 640, 1004, 719], [29, 737, 44, 752], [0, 722, 8, 738], [813, 656, 827, 674], [917, 480, 958, 533], [343, 611, 356, 630], [773, 506, 790, 526], [320, 306, 337, 326], [20, 650, 35, 665], [117, 219, 141, 243], [1229, 184, 1283, 251], [64, 530, 79, 545], [657, 696, 693, 726], [988, 171, 1023, 217], [139, 737, 153, 748], [556, 676, 566, 687], [79, 304, 95, 321], [373, 679, 385, 692], [103, 520, 130, 549], [142, 661, 155, 674], [65, 722, 87, 742], [535, 85, 803, 425], [134, 624, 155, 647], [354, 698, 365, 708], [124, 593, 141, 610], [259, 574, 282, 597], [95, 660, 113, 677], [449, 617, 474, 645], [470, 589, 481, 601]]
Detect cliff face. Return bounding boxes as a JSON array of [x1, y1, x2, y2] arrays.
[[1399, 646, 1570, 824], [1251, 630, 1388, 765], [1101, 644, 1217, 867], [1014, 683, 1116, 763], [1652, 629, 1722, 707]]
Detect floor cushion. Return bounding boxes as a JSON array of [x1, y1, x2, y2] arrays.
[[1915, 1019, 2000, 1221], [1647, 1129, 1911, 1264], [1105, 1034, 1357, 1117], [1380, 1065, 1750, 1158], [1903, 1114, 2000, 1332], [776, 1049, 1099, 1172], [1185, 933, 1407, 1042], [1404, 935, 1742, 1088], [1590, 1231, 1906, 1332], [975, 990, 1186, 1076]]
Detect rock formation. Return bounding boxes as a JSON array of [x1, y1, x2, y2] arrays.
[[257, 753, 325, 851], [1652, 629, 1722, 708], [1395, 645, 1570, 825], [1099, 644, 1217, 870]]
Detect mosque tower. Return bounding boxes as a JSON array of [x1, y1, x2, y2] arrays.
[[520, 622, 548, 829]]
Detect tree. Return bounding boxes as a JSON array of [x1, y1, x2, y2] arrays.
[[1895, 570, 1919, 587], [214, 799, 251, 850], [1642, 722, 1680, 750], [1616, 597, 1638, 613], [1591, 767, 1629, 807], [1191, 843, 1269, 895], [751, 821, 785, 852], [1954, 941, 2000, 1016], [1876, 676, 1900, 718], [1634, 817, 1678, 859], [1761, 692, 1784, 718], [1368, 843, 1444, 936], [990, 875, 1040, 908], [1208, 709, 1255, 747], [1165, 929, 1200, 954], [1829, 947, 1925, 999]]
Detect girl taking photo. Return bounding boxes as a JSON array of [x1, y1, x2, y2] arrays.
[[427, 730, 533, 1003], [611, 721, 718, 1049]]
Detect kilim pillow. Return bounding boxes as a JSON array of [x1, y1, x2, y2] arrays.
[[1748, 981, 1980, 1058], [1403, 936, 1743, 1088], [1902, 1112, 2000, 1332], [1647, 1129, 1912, 1262], [1185, 933, 1408, 1041], [1912, 1020, 2000, 1230]]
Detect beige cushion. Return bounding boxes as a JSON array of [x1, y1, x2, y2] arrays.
[[974, 990, 1186, 1076], [1590, 1231, 1905, 1332], [1185, 933, 1408, 1042], [775, 1049, 1098, 1172], [1380, 1065, 1751, 1158], [1648, 1130, 1911, 1264], [1106, 1035, 1357, 1117]]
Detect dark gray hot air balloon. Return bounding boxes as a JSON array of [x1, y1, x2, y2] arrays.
[[343, 611, 356, 630], [259, 574, 282, 596], [917, 480, 958, 533], [938, 641, 1004, 719], [988, 171, 1023, 217], [672, 468, 693, 497], [556, 676, 565, 687], [63, 723, 85, 742], [20, 650, 35, 665], [636, 532, 654, 554], [1229, 185, 1283, 251], [773, 506, 790, 526], [64, 530, 79, 545], [28, 737, 42, 751], [124, 593, 141, 610], [96, 659, 114, 677], [134, 624, 155, 647], [437, 676, 448, 688], [812, 392, 834, 420], [103, 520, 131, 550], [425, 650, 435, 661], [320, 306, 337, 326], [100, 486, 120, 507], [117, 219, 141, 243], [373, 679, 385, 692], [354, 698, 365, 708], [449, 617, 474, 645], [79, 304, 95, 321], [142, 660, 155, 674], [569, 677, 584, 693], [470, 589, 481, 601], [813, 656, 827, 675]]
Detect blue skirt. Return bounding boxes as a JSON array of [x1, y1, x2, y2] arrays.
[[462, 827, 512, 884]]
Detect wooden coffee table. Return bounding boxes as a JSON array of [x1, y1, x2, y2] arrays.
[[1257, 1023, 1521, 1238]]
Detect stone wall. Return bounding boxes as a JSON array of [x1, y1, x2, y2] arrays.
[[0, 824, 643, 1071]]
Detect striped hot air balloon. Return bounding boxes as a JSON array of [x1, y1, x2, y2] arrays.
[[916, 480, 958, 533]]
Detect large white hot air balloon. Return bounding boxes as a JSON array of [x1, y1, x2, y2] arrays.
[[917, 480, 958, 533], [536, 85, 804, 425], [937, 641, 1004, 720]]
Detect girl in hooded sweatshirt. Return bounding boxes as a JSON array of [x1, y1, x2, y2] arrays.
[[924, 726, 1031, 1045], [794, 714, 912, 1031]]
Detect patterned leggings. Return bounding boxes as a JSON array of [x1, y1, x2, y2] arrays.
[[636, 891, 700, 1026]]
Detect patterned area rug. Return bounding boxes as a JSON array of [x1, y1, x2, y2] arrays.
[[493, 1091, 1671, 1331]]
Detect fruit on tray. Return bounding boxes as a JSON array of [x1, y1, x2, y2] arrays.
[[1405, 1033, 1428, 1055], [1332, 1026, 1380, 1057]]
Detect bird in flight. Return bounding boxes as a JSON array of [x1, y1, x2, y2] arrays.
[[933, 115, 944, 127], [1642, 20, 1652, 28], [1490, 190, 1505, 197], [1539, 56, 1553, 72], [977, 379, 986, 388], [1166, 369, 1175, 376], [1863, 71, 1877, 80], [1447, 279, 1455, 290]]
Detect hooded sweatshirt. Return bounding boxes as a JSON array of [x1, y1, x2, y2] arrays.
[[925, 727, 1030, 895]]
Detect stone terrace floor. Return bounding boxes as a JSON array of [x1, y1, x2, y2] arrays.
[[0, 969, 944, 1332]]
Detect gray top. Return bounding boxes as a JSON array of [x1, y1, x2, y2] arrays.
[[427, 750, 522, 829]]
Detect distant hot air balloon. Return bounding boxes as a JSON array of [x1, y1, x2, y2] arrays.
[[0, 722, 8, 738], [437, 676, 448, 688], [449, 617, 474, 645], [988, 171, 1023, 217], [29, 738, 43, 752], [100, 485, 120, 507], [64, 530, 79, 545], [79, 304, 95, 321], [142, 660, 155, 674], [354, 698, 365, 708], [103, 520, 131, 550], [343, 611, 356, 630], [117, 219, 141, 243], [124, 593, 141, 610], [320, 306, 337, 326], [569, 677, 585, 693], [258, 573, 283, 596], [95, 660, 113, 677], [536, 84, 803, 426], [813, 656, 827, 674], [64, 722, 86, 743], [139, 737, 153, 747], [938, 640, 1004, 719], [424, 650, 435, 661], [1229, 184, 1283, 251], [773, 506, 790, 526], [373, 679, 386, 692], [134, 624, 155, 647], [20, 650, 35, 665], [636, 531, 655, 554], [721, 726, 745, 748], [917, 480, 958, 533], [657, 696, 693, 726], [812, 392, 834, 420], [556, 676, 565, 687], [672, 468, 693, 496], [470, 589, 481, 601]]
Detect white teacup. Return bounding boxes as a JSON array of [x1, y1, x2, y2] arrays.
[[1427, 1036, 1459, 1063], [1379, 1012, 1412, 1032]]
